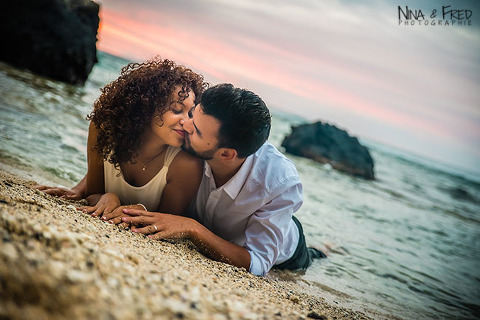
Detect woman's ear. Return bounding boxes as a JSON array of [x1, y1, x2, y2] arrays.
[[154, 115, 164, 127]]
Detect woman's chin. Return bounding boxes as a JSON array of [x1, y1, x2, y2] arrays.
[[169, 137, 184, 147]]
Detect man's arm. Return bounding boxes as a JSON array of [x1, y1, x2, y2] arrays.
[[121, 209, 251, 270], [122, 179, 302, 275]]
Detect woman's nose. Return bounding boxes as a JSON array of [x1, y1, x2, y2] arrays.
[[179, 110, 189, 125]]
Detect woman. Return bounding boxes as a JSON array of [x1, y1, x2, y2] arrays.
[[38, 58, 206, 225]]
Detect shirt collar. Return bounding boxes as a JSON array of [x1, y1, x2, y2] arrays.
[[204, 153, 255, 199]]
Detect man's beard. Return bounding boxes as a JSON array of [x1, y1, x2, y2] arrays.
[[182, 137, 216, 160]]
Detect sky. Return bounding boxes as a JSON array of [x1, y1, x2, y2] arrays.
[[94, 0, 480, 176]]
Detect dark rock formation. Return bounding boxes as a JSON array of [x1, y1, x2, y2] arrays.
[[281, 121, 375, 179], [0, 0, 100, 85]]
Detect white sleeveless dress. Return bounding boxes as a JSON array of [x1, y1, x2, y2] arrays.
[[104, 146, 181, 211]]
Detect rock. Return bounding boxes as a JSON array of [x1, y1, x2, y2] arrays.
[[281, 121, 375, 179], [0, 0, 100, 85]]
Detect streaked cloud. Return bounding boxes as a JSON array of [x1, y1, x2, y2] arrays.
[[96, 0, 480, 174]]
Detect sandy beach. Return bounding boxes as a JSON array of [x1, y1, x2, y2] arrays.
[[0, 169, 381, 320]]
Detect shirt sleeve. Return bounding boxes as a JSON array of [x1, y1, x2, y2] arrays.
[[244, 180, 303, 276]]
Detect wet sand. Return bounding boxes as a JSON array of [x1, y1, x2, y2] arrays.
[[0, 169, 379, 320]]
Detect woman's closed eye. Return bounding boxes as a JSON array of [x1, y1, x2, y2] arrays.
[[168, 101, 184, 114]]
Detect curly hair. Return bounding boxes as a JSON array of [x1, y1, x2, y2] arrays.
[[87, 58, 207, 167]]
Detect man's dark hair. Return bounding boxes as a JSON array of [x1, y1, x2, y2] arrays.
[[201, 83, 271, 158]]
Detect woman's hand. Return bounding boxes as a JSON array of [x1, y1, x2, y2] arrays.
[[121, 208, 198, 240], [78, 193, 121, 218], [101, 204, 147, 227], [33, 184, 83, 200]]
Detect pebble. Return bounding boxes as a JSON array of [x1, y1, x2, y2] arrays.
[[1, 242, 18, 260]]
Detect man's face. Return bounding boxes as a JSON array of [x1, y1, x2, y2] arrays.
[[182, 104, 221, 160]]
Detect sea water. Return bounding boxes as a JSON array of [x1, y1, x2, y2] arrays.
[[1, 52, 479, 319]]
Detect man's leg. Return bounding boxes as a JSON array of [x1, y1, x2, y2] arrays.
[[274, 216, 326, 271]]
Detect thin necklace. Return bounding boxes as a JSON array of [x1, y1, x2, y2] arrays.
[[140, 145, 167, 171]]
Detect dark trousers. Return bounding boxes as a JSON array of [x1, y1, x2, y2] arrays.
[[274, 216, 326, 271]]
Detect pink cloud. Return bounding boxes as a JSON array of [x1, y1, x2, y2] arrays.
[[96, 4, 479, 166]]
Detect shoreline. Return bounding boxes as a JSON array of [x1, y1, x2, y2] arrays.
[[0, 169, 385, 319]]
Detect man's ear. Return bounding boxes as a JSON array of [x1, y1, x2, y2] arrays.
[[219, 148, 238, 160]]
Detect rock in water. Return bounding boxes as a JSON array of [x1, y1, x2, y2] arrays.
[[281, 121, 375, 179], [0, 0, 100, 85]]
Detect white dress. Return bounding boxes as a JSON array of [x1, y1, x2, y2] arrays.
[[104, 146, 181, 211]]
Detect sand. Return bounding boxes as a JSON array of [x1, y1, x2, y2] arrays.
[[0, 169, 378, 320]]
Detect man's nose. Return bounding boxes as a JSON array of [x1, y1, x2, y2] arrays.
[[181, 118, 194, 134]]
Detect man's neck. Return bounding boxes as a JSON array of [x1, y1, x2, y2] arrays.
[[207, 157, 246, 188]]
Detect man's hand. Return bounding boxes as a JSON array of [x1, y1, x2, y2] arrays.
[[33, 184, 83, 200], [122, 208, 198, 240], [122, 208, 251, 271]]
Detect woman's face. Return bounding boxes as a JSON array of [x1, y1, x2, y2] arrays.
[[151, 86, 196, 147]]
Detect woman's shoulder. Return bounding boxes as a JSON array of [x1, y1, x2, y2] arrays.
[[174, 149, 203, 165], [166, 149, 203, 185], [169, 149, 203, 171]]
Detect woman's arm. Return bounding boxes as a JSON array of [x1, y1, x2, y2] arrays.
[[158, 150, 203, 215], [70, 176, 86, 198], [33, 123, 104, 202], [85, 122, 105, 200], [78, 122, 123, 218], [33, 175, 86, 200], [65, 123, 127, 220]]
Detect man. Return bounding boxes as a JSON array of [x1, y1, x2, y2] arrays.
[[122, 83, 326, 276]]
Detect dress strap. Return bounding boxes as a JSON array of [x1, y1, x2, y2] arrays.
[[163, 146, 182, 168]]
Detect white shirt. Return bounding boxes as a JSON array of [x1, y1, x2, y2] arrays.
[[189, 142, 301, 276]]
